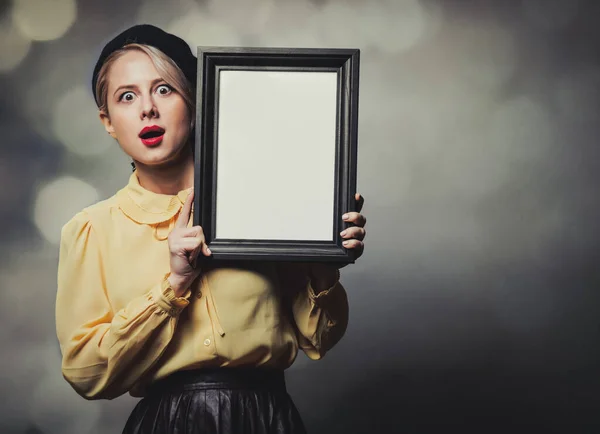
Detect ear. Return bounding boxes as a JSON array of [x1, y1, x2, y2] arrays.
[[99, 110, 116, 139]]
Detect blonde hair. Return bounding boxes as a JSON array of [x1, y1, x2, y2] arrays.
[[94, 43, 195, 118]]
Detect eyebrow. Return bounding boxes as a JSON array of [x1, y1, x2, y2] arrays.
[[113, 78, 165, 97]]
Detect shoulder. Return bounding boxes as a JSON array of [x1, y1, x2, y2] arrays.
[[61, 193, 121, 239]]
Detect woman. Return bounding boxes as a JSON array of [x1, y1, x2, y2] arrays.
[[55, 24, 367, 434]]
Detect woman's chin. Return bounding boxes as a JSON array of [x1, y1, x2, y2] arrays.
[[135, 149, 188, 168]]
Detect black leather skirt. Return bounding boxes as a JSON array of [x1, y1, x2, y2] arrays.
[[122, 368, 307, 434]]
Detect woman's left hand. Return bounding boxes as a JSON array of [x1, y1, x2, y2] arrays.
[[308, 193, 367, 291], [339, 193, 367, 260]]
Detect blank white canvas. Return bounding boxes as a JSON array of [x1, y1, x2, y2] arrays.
[[215, 70, 338, 241]]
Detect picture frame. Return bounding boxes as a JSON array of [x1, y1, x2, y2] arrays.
[[193, 47, 360, 264]]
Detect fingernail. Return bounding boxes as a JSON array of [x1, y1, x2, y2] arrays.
[[342, 214, 349, 220], [207, 248, 212, 255], [343, 241, 350, 246], [340, 230, 347, 237]]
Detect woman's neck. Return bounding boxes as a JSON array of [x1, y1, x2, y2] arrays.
[[134, 147, 195, 195]]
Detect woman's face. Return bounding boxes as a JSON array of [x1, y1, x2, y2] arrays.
[[100, 50, 192, 167]]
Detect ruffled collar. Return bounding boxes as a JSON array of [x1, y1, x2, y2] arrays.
[[116, 172, 192, 225]]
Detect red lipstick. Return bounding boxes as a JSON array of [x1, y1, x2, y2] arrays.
[[139, 125, 165, 147]]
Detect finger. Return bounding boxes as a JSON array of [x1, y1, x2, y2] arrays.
[[354, 243, 364, 260], [189, 238, 213, 261], [355, 193, 365, 213], [342, 239, 364, 250], [175, 238, 204, 253], [189, 243, 204, 266], [177, 225, 204, 238], [175, 189, 194, 229], [342, 212, 366, 227], [342, 240, 364, 260], [340, 227, 366, 241], [190, 254, 204, 270]]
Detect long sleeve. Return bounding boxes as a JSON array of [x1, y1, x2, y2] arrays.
[[55, 211, 191, 400], [277, 263, 349, 360]]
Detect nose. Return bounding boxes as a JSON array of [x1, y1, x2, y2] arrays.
[[140, 94, 159, 120]]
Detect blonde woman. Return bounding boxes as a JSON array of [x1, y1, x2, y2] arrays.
[[56, 24, 367, 434]]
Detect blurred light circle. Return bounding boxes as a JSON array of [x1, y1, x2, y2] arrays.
[[12, 0, 77, 41], [33, 176, 99, 244], [167, 8, 242, 48], [30, 361, 101, 434], [0, 13, 31, 72], [52, 85, 112, 156]]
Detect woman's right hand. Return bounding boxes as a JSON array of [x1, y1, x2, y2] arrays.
[[167, 189, 211, 296]]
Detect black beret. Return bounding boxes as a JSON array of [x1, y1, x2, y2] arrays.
[[91, 24, 197, 105]]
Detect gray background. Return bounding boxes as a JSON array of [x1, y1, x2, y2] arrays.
[[1, 0, 600, 433]]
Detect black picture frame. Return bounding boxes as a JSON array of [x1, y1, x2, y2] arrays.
[[193, 47, 360, 264]]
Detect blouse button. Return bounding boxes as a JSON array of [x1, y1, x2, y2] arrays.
[[196, 291, 202, 299], [169, 308, 178, 316], [203, 338, 211, 346]]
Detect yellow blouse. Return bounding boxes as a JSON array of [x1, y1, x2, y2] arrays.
[[55, 172, 348, 400]]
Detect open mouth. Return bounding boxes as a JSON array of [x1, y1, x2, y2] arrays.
[[139, 126, 165, 146], [141, 130, 164, 139]]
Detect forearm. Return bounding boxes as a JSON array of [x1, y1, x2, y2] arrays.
[[292, 273, 349, 359], [58, 276, 191, 399]]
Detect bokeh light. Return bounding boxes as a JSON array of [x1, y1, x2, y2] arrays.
[[12, 0, 77, 41], [52, 85, 112, 156], [33, 176, 99, 244], [0, 10, 31, 73]]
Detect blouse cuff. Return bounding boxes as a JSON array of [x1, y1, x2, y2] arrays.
[[307, 273, 341, 304], [151, 273, 192, 317]]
